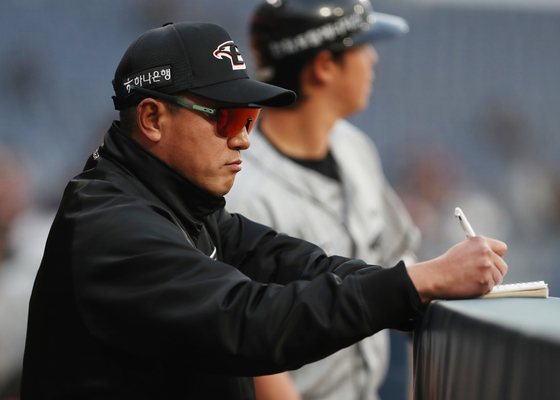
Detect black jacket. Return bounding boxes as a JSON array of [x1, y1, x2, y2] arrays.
[[21, 122, 423, 399]]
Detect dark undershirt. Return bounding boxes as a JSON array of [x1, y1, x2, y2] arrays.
[[288, 151, 341, 182], [259, 124, 341, 181]]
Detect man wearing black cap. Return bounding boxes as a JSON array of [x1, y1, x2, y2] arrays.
[[21, 21, 507, 400], [225, 1, 434, 399]]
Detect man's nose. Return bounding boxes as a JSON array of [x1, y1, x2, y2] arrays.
[[229, 126, 251, 150]]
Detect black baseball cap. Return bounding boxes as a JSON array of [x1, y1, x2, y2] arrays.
[[112, 22, 296, 110]]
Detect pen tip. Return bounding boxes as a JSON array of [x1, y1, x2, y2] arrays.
[[454, 207, 461, 217]]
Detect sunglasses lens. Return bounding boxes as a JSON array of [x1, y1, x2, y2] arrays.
[[217, 108, 261, 138]]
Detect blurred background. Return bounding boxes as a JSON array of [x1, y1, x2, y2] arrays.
[[0, 0, 559, 398]]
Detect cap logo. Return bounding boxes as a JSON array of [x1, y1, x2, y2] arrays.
[[268, 13, 367, 59], [122, 66, 173, 96], [213, 41, 246, 70]]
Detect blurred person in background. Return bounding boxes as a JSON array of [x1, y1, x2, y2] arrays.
[[475, 102, 560, 293], [478, 102, 559, 238], [0, 146, 52, 399], [395, 143, 511, 263], [226, 1, 420, 399]]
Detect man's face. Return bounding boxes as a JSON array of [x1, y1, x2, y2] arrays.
[[333, 44, 379, 115], [156, 94, 251, 197]]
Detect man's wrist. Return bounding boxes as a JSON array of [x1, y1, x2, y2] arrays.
[[406, 260, 438, 304]]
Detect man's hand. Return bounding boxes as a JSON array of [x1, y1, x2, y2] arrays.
[[406, 236, 508, 304]]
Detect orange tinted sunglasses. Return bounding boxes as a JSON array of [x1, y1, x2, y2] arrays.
[[130, 85, 261, 138]]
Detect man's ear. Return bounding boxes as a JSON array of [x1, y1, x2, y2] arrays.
[[307, 50, 338, 85], [136, 98, 163, 143]]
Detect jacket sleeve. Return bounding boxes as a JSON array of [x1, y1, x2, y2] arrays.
[[212, 208, 374, 284], [72, 192, 423, 377]]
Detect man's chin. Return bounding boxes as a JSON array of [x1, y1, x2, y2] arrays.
[[211, 181, 235, 198]]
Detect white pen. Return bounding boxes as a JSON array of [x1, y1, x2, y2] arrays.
[[454, 207, 476, 239]]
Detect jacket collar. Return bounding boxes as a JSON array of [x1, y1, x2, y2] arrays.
[[99, 121, 225, 228]]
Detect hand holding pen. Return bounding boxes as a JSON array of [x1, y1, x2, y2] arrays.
[[405, 206, 508, 302]]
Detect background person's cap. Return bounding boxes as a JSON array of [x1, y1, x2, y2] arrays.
[[112, 22, 296, 110], [250, 0, 408, 68]]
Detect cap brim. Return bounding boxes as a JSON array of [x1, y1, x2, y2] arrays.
[[354, 12, 409, 44], [189, 78, 296, 107]]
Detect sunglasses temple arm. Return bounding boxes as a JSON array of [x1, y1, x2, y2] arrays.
[[129, 85, 216, 115]]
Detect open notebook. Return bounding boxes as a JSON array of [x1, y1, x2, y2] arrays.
[[478, 281, 549, 299]]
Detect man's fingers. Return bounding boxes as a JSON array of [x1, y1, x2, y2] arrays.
[[492, 251, 508, 277], [485, 237, 508, 258], [486, 250, 507, 289], [490, 260, 504, 287]]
